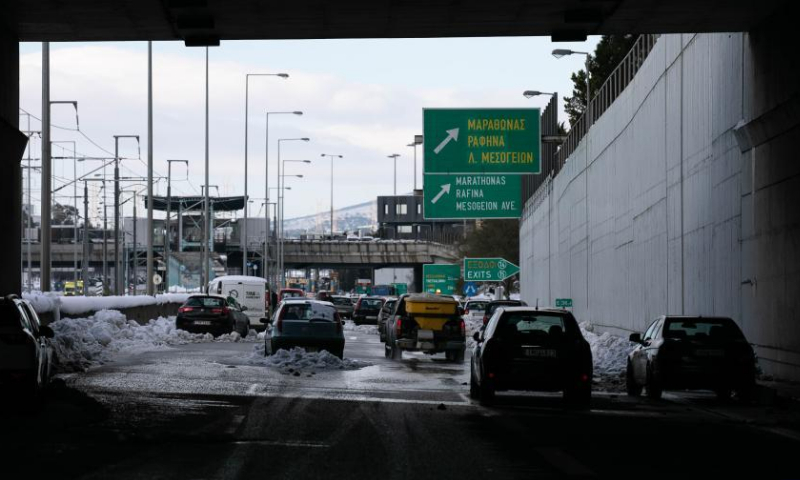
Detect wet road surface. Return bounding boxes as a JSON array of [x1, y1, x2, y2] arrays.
[[2, 329, 800, 479]]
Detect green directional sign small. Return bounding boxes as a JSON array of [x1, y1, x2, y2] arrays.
[[423, 264, 461, 295], [424, 108, 541, 175], [555, 298, 573, 308], [423, 173, 521, 219], [463, 258, 520, 282]]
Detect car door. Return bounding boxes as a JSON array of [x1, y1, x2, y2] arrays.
[[15, 301, 44, 385], [644, 318, 665, 368], [632, 318, 660, 383], [21, 302, 51, 382]]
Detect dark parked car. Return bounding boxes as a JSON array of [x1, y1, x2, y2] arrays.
[[470, 307, 592, 407], [264, 300, 345, 358], [482, 300, 528, 326], [0, 295, 54, 402], [626, 316, 756, 400], [331, 296, 354, 319], [352, 296, 385, 325], [377, 297, 398, 342], [176, 295, 250, 337]]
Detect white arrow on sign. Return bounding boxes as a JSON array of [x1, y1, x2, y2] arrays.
[[433, 128, 460, 154], [431, 183, 451, 204]]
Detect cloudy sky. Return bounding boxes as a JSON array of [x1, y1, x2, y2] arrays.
[[19, 36, 598, 223]]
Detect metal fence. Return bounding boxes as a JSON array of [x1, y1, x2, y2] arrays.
[[555, 34, 659, 166], [522, 92, 559, 202]]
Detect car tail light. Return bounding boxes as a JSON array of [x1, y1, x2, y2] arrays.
[[464, 309, 469, 315], [580, 373, 590, 382], [460, 319, 466, 337], [395, 316, 403, 337], [482, 315, 489, 326], [178, 306, 193, 313]]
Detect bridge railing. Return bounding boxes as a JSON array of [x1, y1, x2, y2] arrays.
[[528, 34, 659, 199]]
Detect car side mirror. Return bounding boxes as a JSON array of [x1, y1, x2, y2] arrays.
[[629, 333, 642, 343], [240, 305, 248, 312], [40, 325, 55, 339], [472, 331, 481, 342]]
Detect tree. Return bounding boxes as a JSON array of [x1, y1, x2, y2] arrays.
[[563, 35, 637, 126], [458, 220, 520, 294]]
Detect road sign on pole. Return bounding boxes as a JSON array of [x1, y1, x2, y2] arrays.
[[423, 173, 521, 219], [423, 264, 460, 295], [423, 108, 541, 175], [555, 298, 573, 308], [463, 258, 520, 282], [463, 281, 478, 296]]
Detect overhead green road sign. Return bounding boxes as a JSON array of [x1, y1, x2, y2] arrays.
[[424, 108, 540, 174], [423, 264, 460, 295], [463, 257, 520, 282], [423, 173, 521, 219]]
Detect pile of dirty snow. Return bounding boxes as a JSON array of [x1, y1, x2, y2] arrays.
[[343, 320, 378, 335], [247, 344, 370, 375], [23, 291, 62, 313], [579, 322, 636, 391], [50, 311, 259, 373]]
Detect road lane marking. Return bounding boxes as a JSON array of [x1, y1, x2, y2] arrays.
[[233, 440, 329, 448], [535, 447, 595, 476]]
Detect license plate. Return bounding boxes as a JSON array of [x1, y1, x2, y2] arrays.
[[417, 329, 434, 340], [694, 349, 724, 357], [523, 348, 557, 358], [194, 320, 212, 326]]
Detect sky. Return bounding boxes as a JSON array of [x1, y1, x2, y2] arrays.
[[19, 36, 598, 223]]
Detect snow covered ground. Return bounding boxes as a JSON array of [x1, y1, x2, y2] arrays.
[[343, 320, 378, 335], [247, 343, 371, 375], [50, 311, 260, 373]]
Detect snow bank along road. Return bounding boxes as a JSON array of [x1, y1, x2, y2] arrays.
[[2, 311, 800, 478]]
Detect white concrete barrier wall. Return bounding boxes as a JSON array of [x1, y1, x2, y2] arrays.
[[520, 32, 800, 380]]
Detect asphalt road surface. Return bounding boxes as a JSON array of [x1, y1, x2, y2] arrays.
[[3, 329, 800, 479]]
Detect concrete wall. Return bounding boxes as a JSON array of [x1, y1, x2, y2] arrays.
[[0, 28, 22, 295], [520, 15, 800, 380]]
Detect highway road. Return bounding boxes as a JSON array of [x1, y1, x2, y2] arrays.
[[2, 329, 800, 479]]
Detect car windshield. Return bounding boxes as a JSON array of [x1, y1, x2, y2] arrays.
[[360, 299, 383, 308], [664, 318, 745, 340], [281, 303, 337, 321], [466, 301, 488, 311], [494, 313, 570, 340], [185, 297, 225, 307]]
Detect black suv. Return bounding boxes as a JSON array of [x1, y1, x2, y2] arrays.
[[470, 307, 592, 407]]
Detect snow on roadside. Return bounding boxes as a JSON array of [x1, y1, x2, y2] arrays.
[[22, 291, 62, 313], [579, 322, 636, 392], [50, 310, 259, 373], [247, 343, 371, 374], [343, 320, 378, 335]]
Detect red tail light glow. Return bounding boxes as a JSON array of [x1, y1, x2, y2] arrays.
[[464, 309, 469, 315], [178, 306, 194, 313], [581, 374, 589, 382], [396, 317, 402, 337], [482, 315, 489, 325], [460, 319, 466, 336]]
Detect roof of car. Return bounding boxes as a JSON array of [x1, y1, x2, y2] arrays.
[[404, 293, 458, 304], [495, 306, 571, 314], [208, 275, 267, 284], [281, 299, 334, 307]]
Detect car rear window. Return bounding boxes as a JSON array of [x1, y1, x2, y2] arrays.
[[332, 297, 352, 306], [360, 299, 384, 309], [282, 291, 304, 298], [495, 313, 571, 340], [487, 301, 523, 316], [185, 297, 225, 307], [281, 303, 337, 321], [466, 301, 488, 311], [664, 318, 745, 340]]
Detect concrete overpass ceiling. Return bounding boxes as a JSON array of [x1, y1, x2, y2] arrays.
[[8, 0, 788, 43]]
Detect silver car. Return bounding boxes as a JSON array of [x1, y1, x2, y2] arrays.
[[331, 295, 354, 319]]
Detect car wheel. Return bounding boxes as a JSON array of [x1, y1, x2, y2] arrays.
[[384, 342, 391, 358], [626, 362, 642, 397], [454, 348, 465, 363], [479, 378, 495, 406], [469, 366, 479, 400], [390, 342, 402, 361], [646, 364, 663, 400]]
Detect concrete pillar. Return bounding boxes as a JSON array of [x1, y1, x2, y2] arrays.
[[0, 30, 24, 295]]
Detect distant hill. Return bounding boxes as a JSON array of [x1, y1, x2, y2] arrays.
[[283, 198, 377, 237]]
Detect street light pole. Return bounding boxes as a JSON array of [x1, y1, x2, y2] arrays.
[[243, 74, 289, 276], [552, 49, 591, 129], [165, 159, 188, 293], [53, 140, 78, 284], [276, 138, 309, 287], [387, 154, 400, 195], [279, 173, 304, 287], [113, 134, 140, 295], [320, 154, 342, 235]]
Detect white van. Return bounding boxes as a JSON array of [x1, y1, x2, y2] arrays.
[[207, 275, 267, 330]]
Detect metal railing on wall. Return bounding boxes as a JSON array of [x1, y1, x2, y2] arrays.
[[524, 34, 660, 207], [555, 34, 659, 166]]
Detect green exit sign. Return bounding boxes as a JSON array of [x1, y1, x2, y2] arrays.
[[423, 108, 541, 175], [423, 264, 460, 295], [555, 298, 573, 308], [463, 257, 520, 282]]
